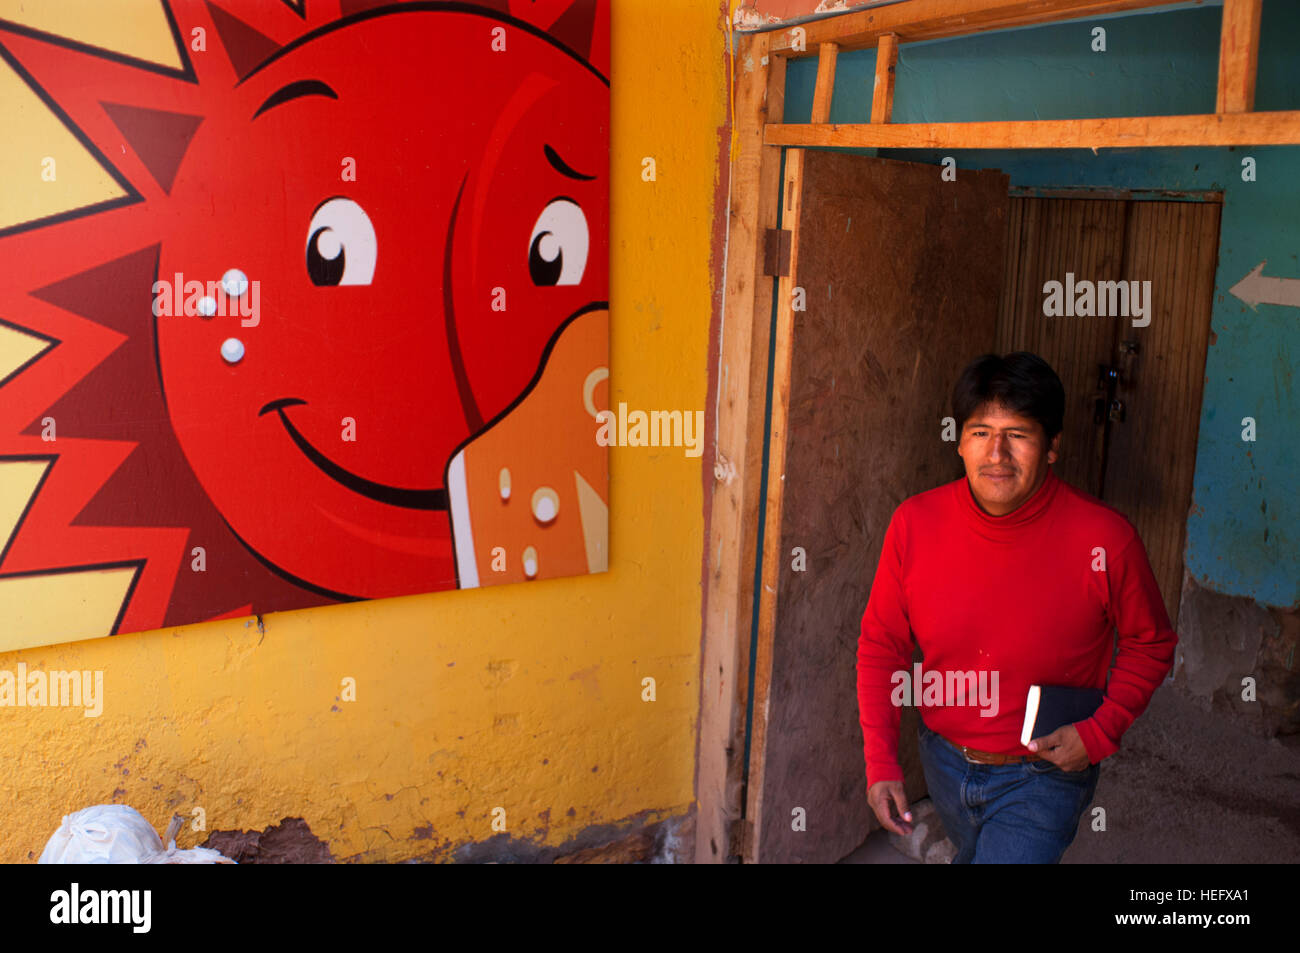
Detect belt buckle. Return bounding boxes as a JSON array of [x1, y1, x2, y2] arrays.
[[959, 745, 981, 764]]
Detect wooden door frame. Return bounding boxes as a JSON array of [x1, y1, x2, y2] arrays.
[[696, 0, 1291, 864]]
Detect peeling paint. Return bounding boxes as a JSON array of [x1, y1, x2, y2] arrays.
[[1175, 574, 1299, 738], [203, 817, 335, 864], [440, 811, 692, 865]]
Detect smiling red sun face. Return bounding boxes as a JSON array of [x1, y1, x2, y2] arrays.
[[153, 7, 608, 599]]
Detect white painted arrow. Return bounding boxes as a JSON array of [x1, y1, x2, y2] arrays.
[[1229, 261, 1300, 310]]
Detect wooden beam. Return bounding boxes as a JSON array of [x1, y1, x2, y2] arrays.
[[765, 112, 1300, 149], [767, 0, 1189, 56], [743, 142, 806, 865], [872, 33, 898, 123], [732, 54, 787, 862], [811, 43, 838, 123], [1216, 0, 1261, 114], [1008, 185, 1223, 203], [695, 30, 785, 865]]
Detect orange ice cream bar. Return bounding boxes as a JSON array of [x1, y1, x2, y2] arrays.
[[446, 308, 609, 586]]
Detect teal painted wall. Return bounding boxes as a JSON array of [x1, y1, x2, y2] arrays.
[[781, 0, 1298, 608]]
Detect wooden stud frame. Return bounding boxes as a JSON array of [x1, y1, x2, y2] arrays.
[[696, 0, 1295, 864], [1216, 0, 1262, 114], [872, 33, 898, 123]]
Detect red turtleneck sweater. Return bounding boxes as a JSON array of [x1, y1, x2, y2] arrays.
[[857, 467, 1177, 786]]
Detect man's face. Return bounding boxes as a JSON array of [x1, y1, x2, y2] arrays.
[[957, 402, 1060, 516]]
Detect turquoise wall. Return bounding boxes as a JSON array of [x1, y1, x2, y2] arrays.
[[781, 0, 1298, 608]]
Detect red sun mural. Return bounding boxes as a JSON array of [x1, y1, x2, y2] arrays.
[[0, 0, 610, 648]]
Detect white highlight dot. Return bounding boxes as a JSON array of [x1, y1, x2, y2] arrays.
[[221, 268, 248, 297], [531, 487, 559, 524], [198, 296, 217, 317], [499, 467, 511, 500], [522, 546, 538, 579], [220, 337, 245, 364], [538, 233, 560, 261], [318, 229, 342, 260]]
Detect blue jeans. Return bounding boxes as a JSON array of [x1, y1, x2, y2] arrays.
[[917, 718, 1100, 864]]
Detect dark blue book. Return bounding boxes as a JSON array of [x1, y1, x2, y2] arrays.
[[1020, 685, 1105, 747]]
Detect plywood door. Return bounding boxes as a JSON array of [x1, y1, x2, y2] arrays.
[[750, 152, 1009, 864], [996, 197, 1219, 628]]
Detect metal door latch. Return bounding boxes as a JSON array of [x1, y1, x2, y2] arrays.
[[1097, 363, 1121, 390]]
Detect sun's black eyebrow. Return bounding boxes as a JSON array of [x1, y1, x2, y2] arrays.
[[544, 143, 595, 181], [253, 79, 339, 120]]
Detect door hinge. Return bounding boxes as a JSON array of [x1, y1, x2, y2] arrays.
[[763, 228, 792, 278]]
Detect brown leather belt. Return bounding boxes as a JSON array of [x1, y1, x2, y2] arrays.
[[955, 743, 1043, 765]]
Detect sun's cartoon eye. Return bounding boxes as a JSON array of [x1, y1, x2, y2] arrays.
[[528, 199, 588, 286], [306, 198, 377, 286]]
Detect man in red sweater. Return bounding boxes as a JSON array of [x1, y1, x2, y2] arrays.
[[858, 352, 1177, 863]]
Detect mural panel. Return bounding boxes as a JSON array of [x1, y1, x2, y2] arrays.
[[0, 0, 610, 648]]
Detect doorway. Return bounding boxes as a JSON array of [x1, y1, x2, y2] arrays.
[[743, 151, 1219, 864]]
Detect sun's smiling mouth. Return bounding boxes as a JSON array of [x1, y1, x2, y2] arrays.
[[258, 398, 448, 510]]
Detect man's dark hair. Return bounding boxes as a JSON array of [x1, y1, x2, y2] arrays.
[[952, 352, 1066, 442]]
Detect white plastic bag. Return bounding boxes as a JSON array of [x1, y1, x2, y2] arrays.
[[144, 844, 236, 864], [38, 804, 165, 864], [38, 804, 236, 864]]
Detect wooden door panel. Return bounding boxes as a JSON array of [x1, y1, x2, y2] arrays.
[[753, 152, 1008, 864], [996, 197, 1128, 497], [996, 196, 1219, 630], [1106, 200, 1220, 627]]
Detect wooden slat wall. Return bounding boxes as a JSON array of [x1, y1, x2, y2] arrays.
[[1105, 201, 1220, 627], [996, 197, 1220, 629], [996, 197, 1128, 497]]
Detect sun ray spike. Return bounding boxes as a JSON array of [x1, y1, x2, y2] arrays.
[[202, 0, 282, 81]]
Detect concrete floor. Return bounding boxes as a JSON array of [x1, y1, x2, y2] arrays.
[[840, 827, 919, 864], [839, 684, 1300, 864]]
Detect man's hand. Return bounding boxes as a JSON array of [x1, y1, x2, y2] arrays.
[[1027, 723, 1091, 772], [867, 780, 913, 835]]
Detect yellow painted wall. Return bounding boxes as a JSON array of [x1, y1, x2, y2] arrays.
[[0, 0, 727, 863]]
